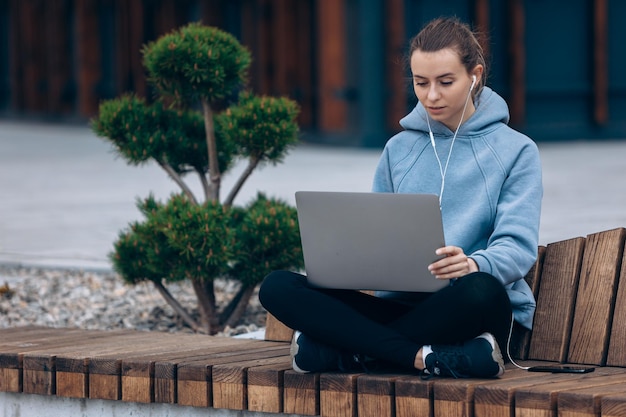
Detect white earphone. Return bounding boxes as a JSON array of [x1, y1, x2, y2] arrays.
[[428, 73, 478, 207]]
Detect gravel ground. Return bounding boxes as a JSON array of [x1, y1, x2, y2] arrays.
[[0, 265, 267, 337]]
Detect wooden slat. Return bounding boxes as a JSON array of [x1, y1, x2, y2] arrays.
[[247, 361, 292, 413], [557, 379, 626, 417], [22, 355, 55, 395], [606, 240, 626, 366], [265, 313, 294, 342], [320, 373, 361, 417], [56, 330, 158, 399], [514, 369, 626, 417], [283, 371, 319, 416], [510, 246, 546, 360], [120, 336, 259, 404], [473, 367, 582, 417], [601, 392, 626, 417], [154, 340, 284, 404], [88, 332, 239, 401], [528, 237, 585, 362], [211, 354, 290, 410], [568, 228, 625, 365], [394, 375, 434, 417], [357, 374, 399, 417], [0, 328, 102, 394], [175, 342, 289, 408], [431, 366, 557, 417]]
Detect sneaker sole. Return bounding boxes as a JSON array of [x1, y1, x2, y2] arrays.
[[290, 331, 309, 373], [478, 332, 505, 377]]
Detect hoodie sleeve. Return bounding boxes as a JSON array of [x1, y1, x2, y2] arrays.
[[372, 146, 395, 193], [470, 140, 543, 285]]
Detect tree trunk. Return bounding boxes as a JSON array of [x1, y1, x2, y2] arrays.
[[202, 99, 221, 201]]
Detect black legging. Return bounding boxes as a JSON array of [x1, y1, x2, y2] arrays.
[[258, 270, 512, 370]]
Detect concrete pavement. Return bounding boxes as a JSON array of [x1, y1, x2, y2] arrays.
[[1, 120, 626, 271]]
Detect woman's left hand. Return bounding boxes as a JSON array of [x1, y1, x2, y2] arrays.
[[428, 246, 478, 279]]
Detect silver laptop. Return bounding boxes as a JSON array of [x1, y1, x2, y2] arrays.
[[295, 191, 447, 292]]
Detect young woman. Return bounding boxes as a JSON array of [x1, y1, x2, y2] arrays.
[[259, 17, 542, 378]]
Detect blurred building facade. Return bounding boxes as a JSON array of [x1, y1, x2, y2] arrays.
[[0, 0, 624, 147]]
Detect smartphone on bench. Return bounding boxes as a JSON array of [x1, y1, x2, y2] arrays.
[[528, 365, 595, 374]]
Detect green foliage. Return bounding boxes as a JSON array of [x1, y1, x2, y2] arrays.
[[111, 193, 303, 289], [230, 193, 304, 286], [92, 95, 236, 175], [94, 22, 303, 333], [217, 92, 300, 163], [143, 22, 251, 106]]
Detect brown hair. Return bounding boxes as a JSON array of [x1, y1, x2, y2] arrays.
[[409, 17, 487, 99]]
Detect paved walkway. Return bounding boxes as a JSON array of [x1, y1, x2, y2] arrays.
[[1, 120, 626, 271]]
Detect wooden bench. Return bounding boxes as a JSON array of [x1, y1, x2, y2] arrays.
[[2, 227, 626, 417]]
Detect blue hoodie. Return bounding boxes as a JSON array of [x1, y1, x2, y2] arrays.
[[372, 87, 542, 329]]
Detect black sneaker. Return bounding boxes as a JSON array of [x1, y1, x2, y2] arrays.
[[423, 332, 505, 378], [291, 331, 364, 373]]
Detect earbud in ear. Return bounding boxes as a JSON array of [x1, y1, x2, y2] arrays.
[[470, 75, 477, 90]]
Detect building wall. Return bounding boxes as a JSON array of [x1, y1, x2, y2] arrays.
[[0, 0, 624, 146]]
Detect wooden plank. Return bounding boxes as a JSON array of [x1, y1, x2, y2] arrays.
[[601, 392, 626, 417], [514, 369, 626, 417], [264, 312, 294, 342], [606, 240, 626, 366], [431, 367, 543, 417], [247, 361, 292, 413], [22, 355, 55, 396], [283, 370, 319, 416], [89, 332, 234, 401], [394, 375, 434, 417], [1, 328, 104, 394], [568, 228, 625, 365], [320, 372, 362, 417], [119, 335, 254, 403], [153, 339, 280, 404], [176, 343, 290, 408], [56, 330, 160, 399], [357, 373, 399, 417], [510, 246, 546, 360], [557, 378, 626, 417], [473, 363, 595, 417], [211, 353, 291, 410], [528, 237, 585, 362]]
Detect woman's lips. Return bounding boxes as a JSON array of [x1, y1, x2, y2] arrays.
[[427, 106, 445, 116]]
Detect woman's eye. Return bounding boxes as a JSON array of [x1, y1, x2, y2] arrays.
[[440, 81, 453, 86], [415, 81, 427, 87]]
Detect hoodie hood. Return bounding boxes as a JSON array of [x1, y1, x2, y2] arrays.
[[399, 87, 510, 138]]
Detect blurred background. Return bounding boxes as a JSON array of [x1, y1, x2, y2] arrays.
[[1, 0, 625, 147]]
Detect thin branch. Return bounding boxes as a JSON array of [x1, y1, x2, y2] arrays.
[[201, 99, 221, 201], [152, 279, 204, 333], [197, 168, 211, 202], [221, 284, 256, 329], [156, 160, 198, 205], [224, 156, 261, 207]]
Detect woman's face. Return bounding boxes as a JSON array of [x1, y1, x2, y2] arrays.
[[410, 48, 481, 131]]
